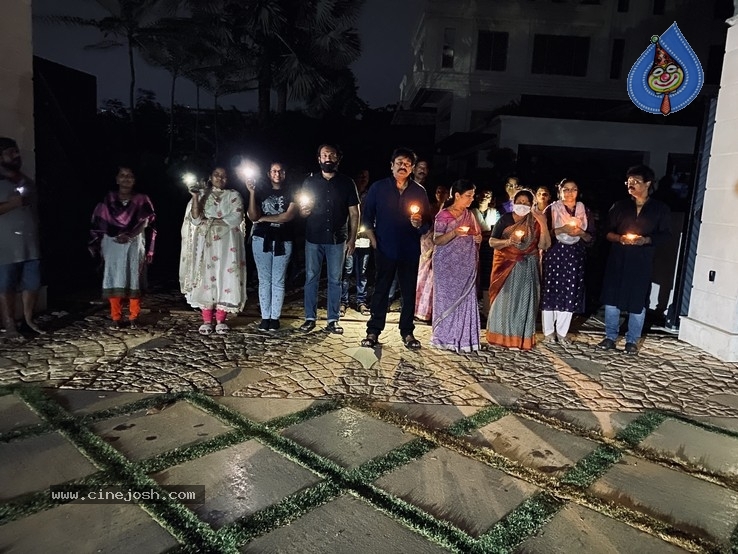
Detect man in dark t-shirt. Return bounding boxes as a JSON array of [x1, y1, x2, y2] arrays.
[[298, 144, 359, 334]]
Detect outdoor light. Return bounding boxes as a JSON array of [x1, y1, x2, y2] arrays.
[[409, 204, 420, 215], [236, 161, 258, 182]]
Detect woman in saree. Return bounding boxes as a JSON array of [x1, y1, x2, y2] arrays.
[[89, 166, 156, 329], [414, 184, 449, 322], [430, 180, 482, 352], [486, 189, 551, 350], [179, 166, 247, 335]]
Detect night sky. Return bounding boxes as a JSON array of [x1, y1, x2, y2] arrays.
[[32, 0, 425, 110]]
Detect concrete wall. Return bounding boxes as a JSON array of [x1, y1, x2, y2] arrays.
[[679, 22, 738, 361], [0, 0, 34, 176]]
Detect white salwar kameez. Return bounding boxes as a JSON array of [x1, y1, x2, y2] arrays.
[[179, 189, 247, 313]]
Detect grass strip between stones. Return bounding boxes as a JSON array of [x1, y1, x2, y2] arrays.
[[446, 405, 508, 437], [730, 521, 738, 554], [263, 398, 344, 431], [13, 386, 228, 552]]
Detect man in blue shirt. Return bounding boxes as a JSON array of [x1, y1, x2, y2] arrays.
[[298, 144, 360, 334], [360, 147, 432, 349]]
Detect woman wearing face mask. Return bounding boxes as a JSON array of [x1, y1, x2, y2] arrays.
[[430, 180, 482, 352], [486, 189, 551, 350], [179, 166, 247, 335], [540, 179, 593, 344]]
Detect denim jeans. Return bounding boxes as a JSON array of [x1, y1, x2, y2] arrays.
[[341, 248, 369, 305], [604, 304, 646, 344], [304, 241, 345, 322], [252, 236, 292, 320]]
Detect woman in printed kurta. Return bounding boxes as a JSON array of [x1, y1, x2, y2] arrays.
[[179, 167, 247, 335], [430, 180, 482, 352], [89, 166, 156, 329], [486, 189, 551, 350]]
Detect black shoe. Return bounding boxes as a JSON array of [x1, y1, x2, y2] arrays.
[[624, 342, 638, 355], [325, 321, 344, 335], [269, 319, 280, 331], [258, 319, 270, 332], [299, 320, 316, 332], [597, 338, 616, 350]]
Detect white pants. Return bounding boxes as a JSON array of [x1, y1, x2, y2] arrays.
[[542, 310, 573, 338]]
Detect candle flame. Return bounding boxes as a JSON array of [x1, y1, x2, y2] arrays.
[[410, 204, 420, 214]]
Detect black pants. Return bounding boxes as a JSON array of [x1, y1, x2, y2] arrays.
[[367, 250, 419, 338]]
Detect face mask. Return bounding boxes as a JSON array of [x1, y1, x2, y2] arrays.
[[513, 204, 531, 216], [319, 161, 337, 173]]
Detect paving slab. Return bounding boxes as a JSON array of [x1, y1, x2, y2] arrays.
[[281, 407, 414, 469], [0, 431, 98, 500], [0, 501, 178, 553], [153, 439, 322, 529], [45, 389, 155, 415], [215, 397, 325, 423], [241, 494, 450, 553], [590, 455, 738, 547], [690, 415, 738, 434], [641, 419, 738, 477], [374, 402, 482, 431], [467, 415, 599, 476], [477, 382, 526, 407], [374, 446, 540, 537], [90, 400, 232, 461], [516, 503, 689, 553], [0, 393, 42, 433], [537, 409, 641, 438]]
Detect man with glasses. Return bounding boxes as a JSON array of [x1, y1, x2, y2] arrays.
[[500, 175, 522, 213], [597, 165, 671, 354]]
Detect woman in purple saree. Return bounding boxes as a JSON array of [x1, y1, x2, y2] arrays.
[[431, 180, 482, 352]]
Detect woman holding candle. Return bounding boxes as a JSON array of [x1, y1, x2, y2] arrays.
[[179, 166, 247, 335], [430, 180, 482, 352], [540, 179, 594, 344], [414, 184, 450, 322], [486, 189, 551, 350]]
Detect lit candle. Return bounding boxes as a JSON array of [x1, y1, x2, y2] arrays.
[[409, 204, 420, 215], [568, 218, 579, 228], [623, 233, 638, 241], [458, 226, 470, 233], [514, 230, 524, 238]]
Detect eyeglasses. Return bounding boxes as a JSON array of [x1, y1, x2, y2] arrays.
[[625, 178, 645, 186]]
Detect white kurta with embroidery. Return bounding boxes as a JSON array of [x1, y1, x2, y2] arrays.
[[179, 189, 247, 312]]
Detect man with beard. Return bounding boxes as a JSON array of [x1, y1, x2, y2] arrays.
[[597, 165, 671, 355], [0, 137, 43, 337], [360, 147, 432, 349], [298, 144, 360, 334]]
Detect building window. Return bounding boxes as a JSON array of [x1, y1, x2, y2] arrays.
[[531, 35, 590, 76], [653, 0, 666, 14], [714, 0, 733, 19], [442, 28, 455, 69], [705, 44, 725, 84], [610, 39, 625, 79], [476, 31, 509, 71], [617, 0, 629, 11]]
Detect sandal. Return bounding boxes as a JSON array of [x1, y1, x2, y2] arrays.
[[198, 323, 214, 335], [215, 323, 229, 335], [361, 333, 379, 348], [403, 334, 421, 350]]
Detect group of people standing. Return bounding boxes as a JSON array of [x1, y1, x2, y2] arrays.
[[81, 141, 669, 358]]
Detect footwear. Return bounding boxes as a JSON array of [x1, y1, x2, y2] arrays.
[[339, 304, 348, 317], [257, 319, 270, 332], [357, 303, 369, 316], [129, 318, 140, 330], [624, 342, 638, 355], [402, 334, 421, 350], [299, 320, 316, 332], [109, 320, 124, 330], [325, 321, 344, 335], [597, 338, 616, 350], [557, 334, 571, 345], [198, 323, 214, 335], [540, 333, 556, 344], [361, 333, 378, 348], [215, 322, 229, 335], [269, 319, 280, 331]]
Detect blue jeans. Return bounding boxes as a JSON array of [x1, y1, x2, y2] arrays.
[[304, 241, 345, 323], [604, 304, 646, 344], [252, 236, 292, 320], [341, 248, 369, 305]]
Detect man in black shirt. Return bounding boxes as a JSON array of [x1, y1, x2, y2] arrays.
[[298, 144, 360, 334]]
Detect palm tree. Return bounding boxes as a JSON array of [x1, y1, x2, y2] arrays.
[[42, 0, 180, 124]]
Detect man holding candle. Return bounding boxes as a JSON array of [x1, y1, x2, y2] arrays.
[[360, 147, 432, 349], [298, 144, 360, 334], [597, 165, 671, 354]]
